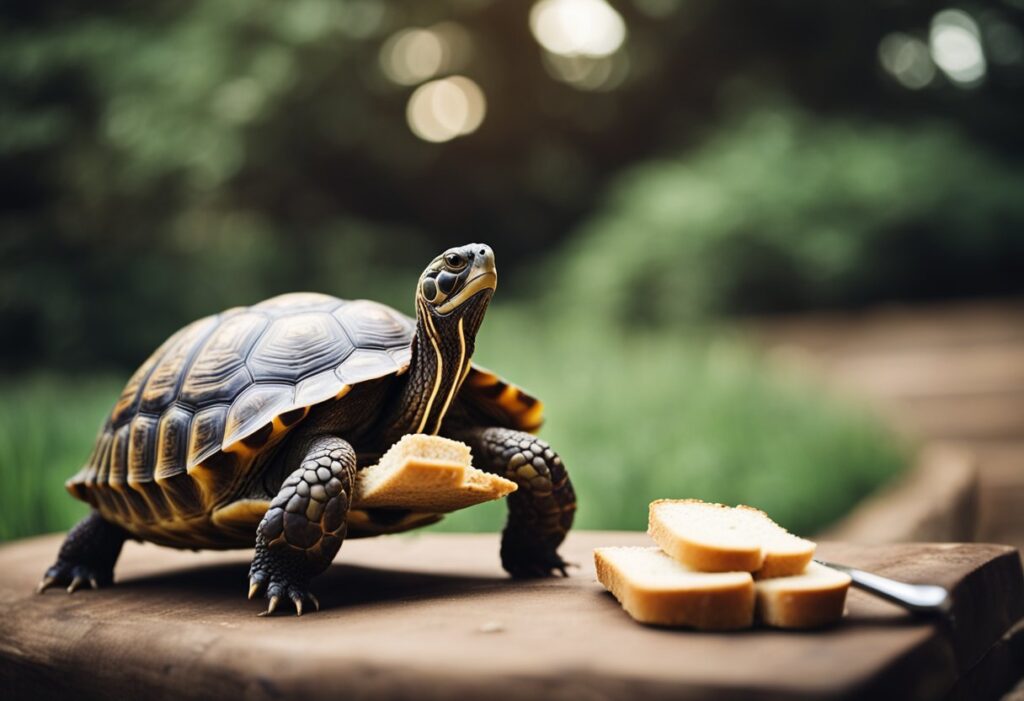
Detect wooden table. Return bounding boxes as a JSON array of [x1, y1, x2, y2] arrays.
[[1, 532, 1021, 700]]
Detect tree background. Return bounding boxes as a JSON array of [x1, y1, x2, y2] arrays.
[[3, 0, 1022, 371]]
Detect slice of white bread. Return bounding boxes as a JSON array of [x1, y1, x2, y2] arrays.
[[354, 434, 517, 512], [594, 546, 755, 630], [755, 561, 851, 628], [648, 500, 815, 578]]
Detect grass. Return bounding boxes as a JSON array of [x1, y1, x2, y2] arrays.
[[0, 375, 119, 541], [0, 306, 908, 543]]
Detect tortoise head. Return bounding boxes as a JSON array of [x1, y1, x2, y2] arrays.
[[416, 243, 497, 322], [397, 244, 496, 436]]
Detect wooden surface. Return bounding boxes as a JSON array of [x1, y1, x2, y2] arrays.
[[751, 300, 1024, 701], [752, 299, 1024, 554], [0, 532, 1021, 701]]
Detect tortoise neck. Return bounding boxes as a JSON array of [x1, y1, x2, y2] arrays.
[[384, 300, 478, 441]]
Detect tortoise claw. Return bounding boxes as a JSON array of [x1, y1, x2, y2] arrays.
[[249, 564, 319, 617], [37, 560, 112, 595], [292, 591, 321, 616], [259, 595, 281, 617]]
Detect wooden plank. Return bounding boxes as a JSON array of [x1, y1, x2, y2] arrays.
[[821, 444, 979, 543], [976, 442, 1024, 547], [750, 301, 1024, 355], [947, 619, 1024, 701], [883, 394, 1024, 441], [0, 533, 1020, 701], [821, 345, 1024, 400]]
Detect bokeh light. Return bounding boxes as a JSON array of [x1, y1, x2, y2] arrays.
[[379, 23, 473, 87], [380, 28, 445, 86], [929, 9, 986, 86], [878, 33, 936, 89], [529, 0, 627, 58], [406, 76, 486, 143]]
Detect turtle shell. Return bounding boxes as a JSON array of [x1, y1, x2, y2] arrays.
[[67, 292, 543, 547]]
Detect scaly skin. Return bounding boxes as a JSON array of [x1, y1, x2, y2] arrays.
[[248, 435, 357, 616], [37, 511, 129, 594], [451, 427, 576, 577]]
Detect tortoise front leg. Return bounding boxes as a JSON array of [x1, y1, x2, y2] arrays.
[[37, 511, 128, 594], [248, 435, 356, 616], [451, 427, 576, 578]]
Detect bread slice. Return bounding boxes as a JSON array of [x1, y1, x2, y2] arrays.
[[354, 434, 517, 512], [648, 499, 815, 577], [755, 561, 851, 628], [594, 546, 755, 630]]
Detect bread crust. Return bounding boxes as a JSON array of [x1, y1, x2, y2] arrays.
[[648, 499, 814, 577], [594, 547, 755, 630], [354, 435, 516, 512], [647, 500, 763, 572], [755, 562, 851, 628]]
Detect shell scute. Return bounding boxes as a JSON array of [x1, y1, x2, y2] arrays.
[[109, 325, 180, 427], [335, 300, 415, 350], [108, 424, 131, 487], [294, 369, 348, 407], [248, 312, 354, 383], [91, 430, 113, 488], [138, 316, 219, 415], [178, 313, 266, 406], [222, 383, 295, 449], [337, 348, 401, 385], [253, 292, 340, 312], [187, 404, 229, 469], [127, 414, 160, 485], [154, 406, 192, 481]]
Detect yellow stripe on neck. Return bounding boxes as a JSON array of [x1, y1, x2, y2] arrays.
[[432, 316, 467, 435], [415, 298, 445, 434]]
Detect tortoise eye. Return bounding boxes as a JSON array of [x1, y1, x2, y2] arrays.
[[444, 253, 466, 270]]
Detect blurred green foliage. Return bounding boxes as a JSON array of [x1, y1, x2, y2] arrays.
[[3, 1, 1023, 370], [435, 308, 906, 536], [557, 107, 1024, 325], [0, 306, 906, 541], [0, 375, 116, 540]]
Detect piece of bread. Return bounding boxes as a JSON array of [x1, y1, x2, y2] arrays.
[[594, 546, 755, 630], [354, 434, 517, 512], [755, 561, 851, 628], [648, 499, 815, 578]]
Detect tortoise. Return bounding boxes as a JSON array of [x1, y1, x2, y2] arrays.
[[38, 243, 576, 615]]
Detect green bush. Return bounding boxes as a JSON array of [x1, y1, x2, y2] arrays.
[[435, 307, 907, 536], [556, 109, 1024, 326]]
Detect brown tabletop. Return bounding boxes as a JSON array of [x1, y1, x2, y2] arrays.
[[0, 531, 1021, 700]]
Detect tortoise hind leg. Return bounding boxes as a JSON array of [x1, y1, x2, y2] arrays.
[[248, 435, 356, 616], [450, 427, 576, 578], [37, 511, 128, 594]]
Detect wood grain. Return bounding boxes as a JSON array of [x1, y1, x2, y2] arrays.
[[0, 532, 1020, 701]]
